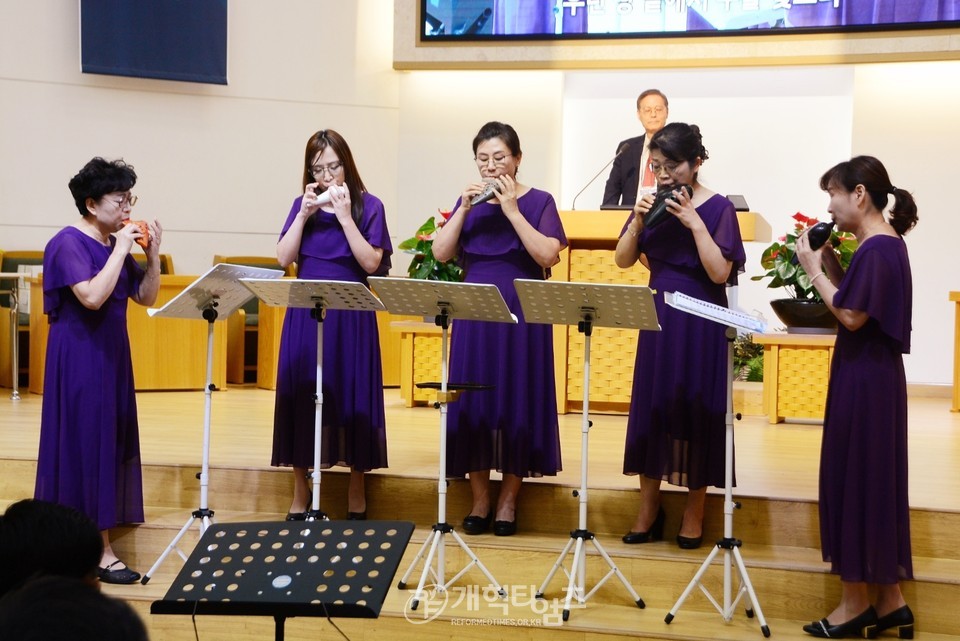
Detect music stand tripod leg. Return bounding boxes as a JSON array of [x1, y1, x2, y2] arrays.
[[665, 328, 769, 637], [536, 319, 644, 621], [396, 312, 506, 610], [142, 310, 219, 584]]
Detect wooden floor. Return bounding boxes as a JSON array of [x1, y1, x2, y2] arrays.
[[3, 385, 959, 511]]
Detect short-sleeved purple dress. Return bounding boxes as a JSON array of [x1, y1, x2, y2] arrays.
[[622, 194, 745, 488], [271, 192, 392, 472], [34, 226, 146, 530], [445, 188, 567, 478], [819, 235, 913, 583]]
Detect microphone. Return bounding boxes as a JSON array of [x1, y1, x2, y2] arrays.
[[643, 184, 693, 229], [470, 179, 499, 206], [572, 142, 630, 210], [463, 8, 492, 35], [791, 221, 835, 264]]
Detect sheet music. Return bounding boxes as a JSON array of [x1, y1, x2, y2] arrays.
[[665, 291, 767, 333]]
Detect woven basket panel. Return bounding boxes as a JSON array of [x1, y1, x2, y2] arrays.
[[569, 249, 649, 285], [776, 346, 831, 418], [412, 335, 443, 403], [565, 249, 647, 403]]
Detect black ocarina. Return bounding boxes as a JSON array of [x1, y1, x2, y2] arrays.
[[644, 184, 693, 229], [792, 221, 835, 264]]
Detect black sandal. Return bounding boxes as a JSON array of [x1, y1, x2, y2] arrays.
[[98, 559, 141, 585]]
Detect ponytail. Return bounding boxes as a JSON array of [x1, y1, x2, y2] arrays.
[[888, 187, 918, 236]]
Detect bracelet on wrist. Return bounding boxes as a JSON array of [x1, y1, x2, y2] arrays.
[[810, 271, 827, 286]]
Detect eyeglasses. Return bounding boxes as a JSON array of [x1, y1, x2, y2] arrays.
[[475, 154, 512, 167], [106, 193, 137, 208], [641, 106, 666, 115], [650, 161, 682, 175], [310, 161, 344, 177]]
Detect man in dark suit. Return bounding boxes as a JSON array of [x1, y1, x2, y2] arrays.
[[601, 89, 669, 207]]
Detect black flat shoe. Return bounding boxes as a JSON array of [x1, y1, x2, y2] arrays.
[[622, 507, 665, 544], [676, 533, 703, 549], [802, 606, 878, 639], [493, 519, 517, 536], [346, 511, 367, 520], [98, 560, 141, 585], [876, 605, 913, 639], [676, 513, 704, 549], [462, 511, 492, 535]]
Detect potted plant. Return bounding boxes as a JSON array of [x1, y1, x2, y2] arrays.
[[751, 212, 858, 333], [397, 209, 464, 282]]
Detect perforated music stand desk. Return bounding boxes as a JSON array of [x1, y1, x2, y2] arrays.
[[367, 276, 515, 610], [239, 278, 386, 520], [151, 520, 414, 641], [514, 279, 658, 621], [141, 263, 285, 584]]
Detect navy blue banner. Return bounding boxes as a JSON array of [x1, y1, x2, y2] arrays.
[[81, 0, 227, 85]]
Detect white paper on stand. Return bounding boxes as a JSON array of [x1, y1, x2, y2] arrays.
[[665, 291, 767, 334]]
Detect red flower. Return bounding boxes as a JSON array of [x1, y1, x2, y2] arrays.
[[439, 208, 453, 220], [416, 233, 432, 241]]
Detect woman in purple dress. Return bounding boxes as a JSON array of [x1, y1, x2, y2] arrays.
[[796, 156, 917, 639], [615, 123, 745, 550], [35, 157, 163, 584], [272, 129, 392, 521], [433, 121, 567, 537]]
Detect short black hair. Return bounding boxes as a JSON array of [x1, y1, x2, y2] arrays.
[[0, 576, 148, 641], [68, 157, 137, 217], [472, 121, 522, 158], [0, 499, 102, 597]]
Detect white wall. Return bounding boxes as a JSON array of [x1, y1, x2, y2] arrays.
[[850, 62, 959, 386], [0, 1, 401, 276], [1, 3, 955, 385]]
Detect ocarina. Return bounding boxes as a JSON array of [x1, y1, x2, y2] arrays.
[[643, 184, 693, 229], [791, 220, 835, 264], [316, 184, 345, 207], [470, 180, 499, 206], [806, 220, 835, 251], [121, 219, 150, 248]]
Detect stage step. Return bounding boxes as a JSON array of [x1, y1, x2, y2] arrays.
[[3, 456, 957, 640]]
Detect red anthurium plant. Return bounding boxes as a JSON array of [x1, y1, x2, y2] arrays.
[[398, 209, 464, 281]]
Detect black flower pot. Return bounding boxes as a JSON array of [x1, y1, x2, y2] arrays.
[[770, 299, 837, 334]]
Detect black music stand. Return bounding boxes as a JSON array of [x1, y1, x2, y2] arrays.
[[661, 291, 771, 637], [367, 276, 515, 612], [141, 263, 285, 584], [150, 520, 414, 641], [240, 278, 386, 520], [514, 279, 658, 621]]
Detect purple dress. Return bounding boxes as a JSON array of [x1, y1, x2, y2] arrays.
[[34, 226, 146, 530], [271, 192, 392, 471], [622, 195, 745, 488], [819, 235, 913, 583], [446, 188, 567, 478]]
